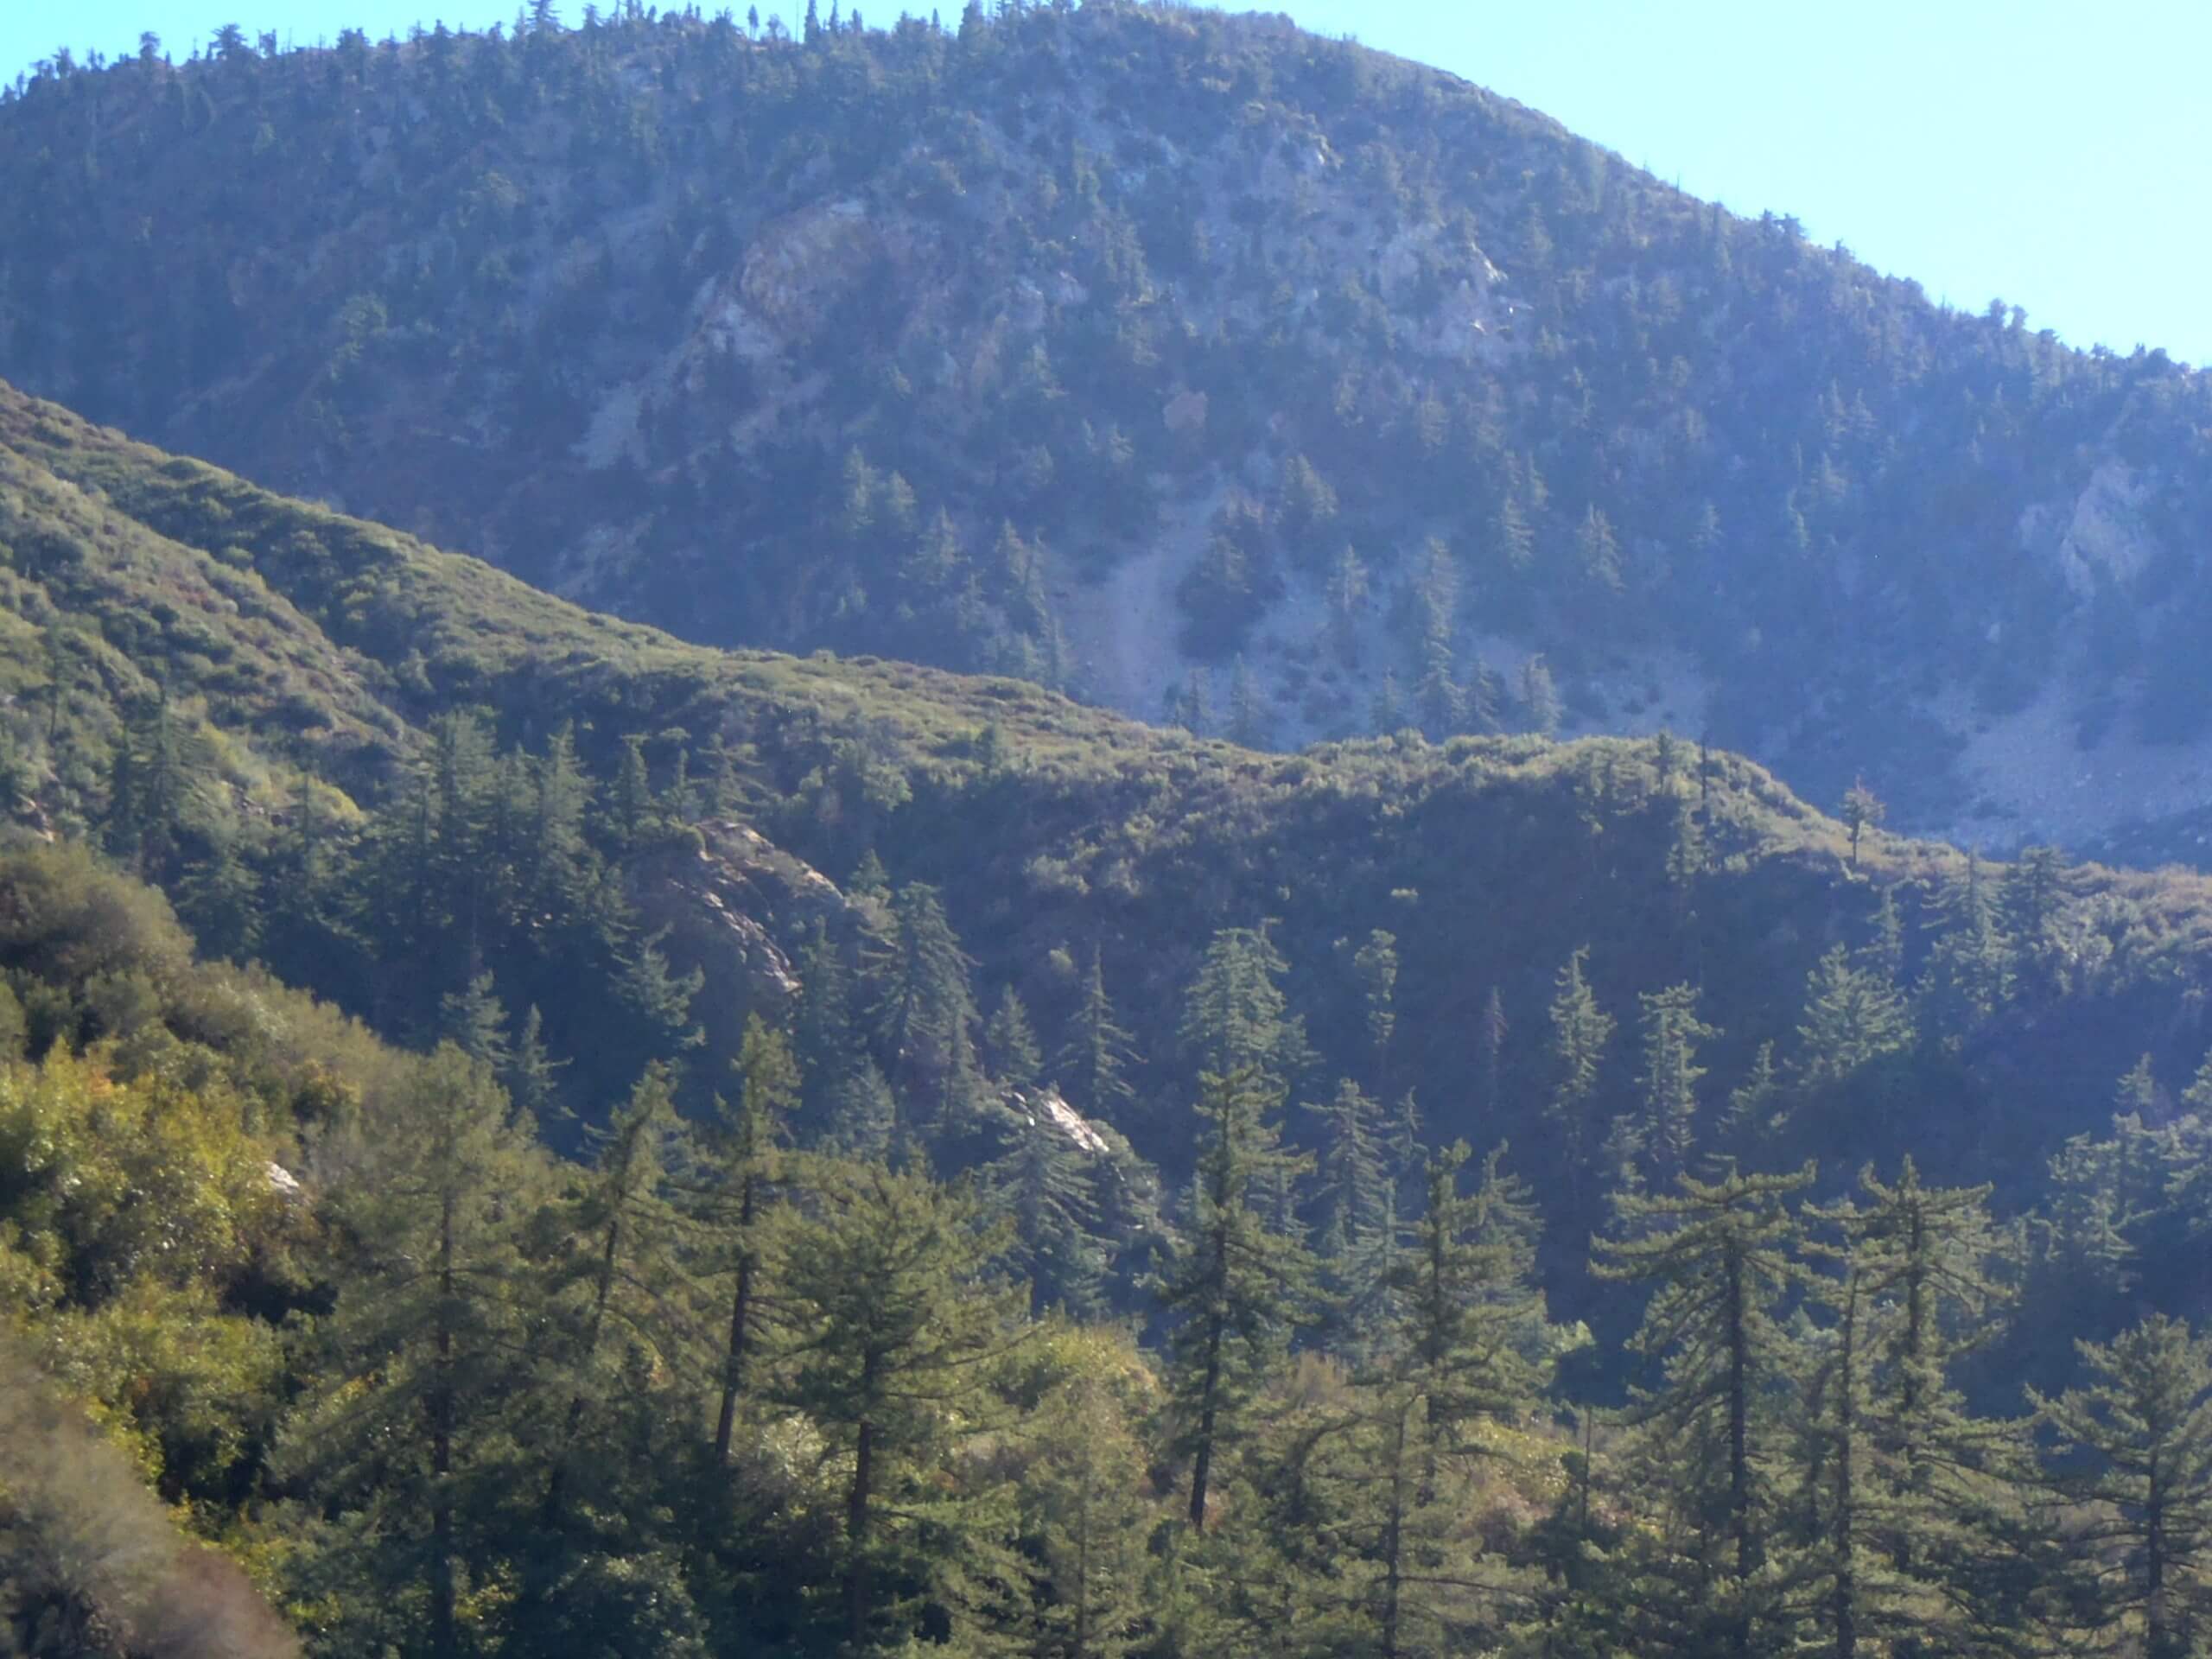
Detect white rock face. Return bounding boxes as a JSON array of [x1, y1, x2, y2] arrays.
[[2050, 460, 2159, 598]]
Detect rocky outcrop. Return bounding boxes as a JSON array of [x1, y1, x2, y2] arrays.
[[620, 819, 850, 1067]]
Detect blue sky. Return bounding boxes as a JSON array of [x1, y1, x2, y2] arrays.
[[9, 0, 2207, 366]]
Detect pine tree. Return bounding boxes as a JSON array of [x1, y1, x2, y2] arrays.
[[987, 1103, 1108, 1319], [1720, 1040, 1783, 1143], [1327, 545, 1370, 664], [1227, 656, 1268, 748], [1921, 853, 2013, 1051], [875, 882, 987, 1147], [776, 1161, 1027, 1650], [541, 1063, 690, 1525], [1594, 1164, 1816, 1657], [617, 925, 706, 1058], [1521, 654, 1563, 738], [709, 1015, 797, 1465], [2034, 1316, 2212, 1659], [1371, 669, 1408, 735], [2004, 844, 2075, 996], [1309, 1078, 1392, 1343], [278, 1048, 546, 1659], [1840, 779, 1885, 868], [1179, 925, 1310, 1091], [1849, 1164, 2018, 1583], [1545, 947, 1615, 1177], [795, 919, 863, 1141], [439, 970, 511, 1070], [983, 983, 1044, 1091], [1055, 947, 1137, 1122], [1635, 984, 1716, 1185], [506, 1003, 565, 1122], [1157, 1066, 1318, 1531], [1390, 1141, 1546, 1446], [1021, 1360, 1149, 1659], [1796, 944, 1910, 1089], [1294, 1147, 1550, 1659], [1479, 985, 1508, 1120]]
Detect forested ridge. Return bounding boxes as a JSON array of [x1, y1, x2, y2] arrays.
[[5, 368, 2212, 1656], [4, 2, 2212, 853]]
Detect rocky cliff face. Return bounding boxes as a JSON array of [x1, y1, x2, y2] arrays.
[[623, 820, 854, 1064], [4, 6, 2210, 857]]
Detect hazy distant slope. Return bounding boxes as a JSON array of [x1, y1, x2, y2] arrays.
[[6, 6, 2212, 851]]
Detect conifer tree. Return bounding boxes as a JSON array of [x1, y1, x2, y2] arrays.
[[1921, 853, 2013, 1051], [795, 918, 862, 1140], [1022, 1361, 1149, 1659], [280, 1048, 546, 1659], [1179, 925, 1310, 1090], [1056, 947, 1137, 1121], [1479, 985, 1508, 1120], [1521, 655, 1563, 738], [709, 1016, 797, 1465], [1840, 779, 1885, 868], [983, 983, 1044, 1091], [541, 1063, 690, 1525], [1721, 1040, 1783, 1144], [1389, 1141, 1545, 1447], [1157, 1065, 1318, 1531], [2034, 1316, 2212, 1659], [1545, 947, 1614, 1178], [506, 1003, 565, 1122], [875, 882, 987, 1145], [1594, 1164, 1815, 1657], [1635, 983, 1716, 1185], [439, 969, 511, 1070], [987, 1103, 1108, 1319], [1227, 656, 1268, 747], [1796, 944, 1910, 1088], [1309, 1078, 1392, 1342], [776, 1162, 1027, 1650], [1843, 1160, 2024, 1639]]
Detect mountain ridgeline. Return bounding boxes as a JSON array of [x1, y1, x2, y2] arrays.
[[4, 2, 2212, 856]]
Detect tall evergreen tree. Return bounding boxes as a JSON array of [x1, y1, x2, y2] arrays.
[[776, 1162, 1027, 1651], [1545, 947, 1615, 1180], [2034, 1316, 2212, 1659], [1021, 1362, 1150, 1659], [983, 983, 1044, 1091], [1055, 946, 1138, 1122], [1157, 1066, 1318, 1532], [1594, 1164, 1815, 1657], [540, 1063, 690, 1526], [1352, 929, 1399, 1094], [709, 1016, 798, 1465], [1179, 925, 1310, 1090], [1309, 1078, 1392, 1344], [1635, 983, 1716, 1185], [279, 1048, 546, 1659], [875, 882, 987, 1147], [1796, 944, 1910, 1089], [986, 1103, 1108, 1319]]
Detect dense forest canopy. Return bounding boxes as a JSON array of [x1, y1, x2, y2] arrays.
[[3, 1, 2211, 857]]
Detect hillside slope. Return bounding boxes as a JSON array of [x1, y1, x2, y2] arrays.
[[4, 5, 2211, 856], [6, 378, 2212, 1304]]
